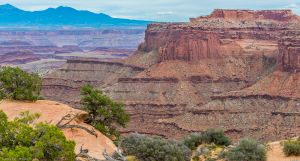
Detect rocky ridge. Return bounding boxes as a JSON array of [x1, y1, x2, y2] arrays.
[[42, 9, 300, 141]]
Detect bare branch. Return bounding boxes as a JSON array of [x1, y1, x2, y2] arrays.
[[56, 114, 98, 137], [60, 124, 97, 137], [76, 145, 101, 161]]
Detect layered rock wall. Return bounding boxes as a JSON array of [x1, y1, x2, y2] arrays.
[[42, 59, 144, 108], [191, 9, 297, 22], [141, 25, 282, 62], [279, 37, 300, 72]]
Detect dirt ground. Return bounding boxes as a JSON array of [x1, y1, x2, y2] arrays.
[[267, 141, 300, 161]]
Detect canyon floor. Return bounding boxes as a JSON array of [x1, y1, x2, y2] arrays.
[[0, 28, 144, 75]]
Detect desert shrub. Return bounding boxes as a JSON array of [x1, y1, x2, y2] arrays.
[[122, 133, 192, 161], [80, 84, 129, 141], [192, 156, 200, 161], [205, 158, 217, 161], [182, 133, 203, 150], [225, 138, 266, 161], [0, 110, 76, 161], [0, 90, 4, 100], [0, 67, 41, 101], [182, 129, 230, 150], [201, 129, 231, 146], [283, 138, 300, 156]]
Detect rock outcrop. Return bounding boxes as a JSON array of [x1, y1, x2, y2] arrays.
[[139, 9, 300, 62], [278, 36, 300, 72], [141, 24, 282, 62], [191, 9, 298, 22], [42, 9, 300, 142], [0, 100, 116, 160]]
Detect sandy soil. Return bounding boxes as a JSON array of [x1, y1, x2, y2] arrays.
[[267, 141, 300, 161], [0, 100, 116, 160]]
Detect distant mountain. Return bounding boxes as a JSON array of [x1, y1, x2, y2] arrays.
[[0, 4, 150, 27]]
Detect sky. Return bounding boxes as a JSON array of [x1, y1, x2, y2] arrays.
[[0, 0, 300, 22]]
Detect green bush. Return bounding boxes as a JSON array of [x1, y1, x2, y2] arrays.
[[122, 133, 192, 161], [225, 138, 266, 161], [182, 133, 203, 150], [0, 90, 5, 100], [0, 110, 76, 161], [283, 138, 300, 156], [205, 158, 217, 161], [201, 129, 231, 146], [192, 156, 200, 161], [0, 67, 41, 101], [80, 84, 129, 142], [182, 129, 230, 150]]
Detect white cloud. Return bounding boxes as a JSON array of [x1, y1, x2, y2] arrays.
[[285, 3, 299, 9], [156, 11, 174, 15]]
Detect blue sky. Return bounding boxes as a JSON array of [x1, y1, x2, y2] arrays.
[[1, 0, 300, 22]]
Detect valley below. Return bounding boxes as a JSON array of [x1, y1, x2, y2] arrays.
[[0, 28, 145, 74]]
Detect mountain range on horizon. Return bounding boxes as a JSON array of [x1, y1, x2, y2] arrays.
[[0, 4, 150, 28]]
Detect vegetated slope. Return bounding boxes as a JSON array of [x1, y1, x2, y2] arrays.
[[0, 100, 116, 160], [42, 9, 300, 141]]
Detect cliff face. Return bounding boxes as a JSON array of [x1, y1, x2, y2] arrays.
[[139, 9, 300, 62], [42, 9, 300, 141], [191, 9, 297, 22], [279, 36, 300, 72], [42, 59, 144, 108], [142, 25, 277, 62]]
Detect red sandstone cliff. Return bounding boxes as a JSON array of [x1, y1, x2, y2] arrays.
[[191, 9, 298, 22], [42, 9, 300, 141], [138, 10, 300, 62], [278, 36, 300, 72]]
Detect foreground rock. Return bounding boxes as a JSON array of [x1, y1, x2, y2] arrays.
[[42, 9, 300, 141], [0, 100, 116, 160]]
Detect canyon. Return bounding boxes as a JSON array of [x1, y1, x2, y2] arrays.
[[0, 28, 145, 74], [42, 9, 300, 142]]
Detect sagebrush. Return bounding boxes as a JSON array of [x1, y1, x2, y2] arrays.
[[283, 137, 300, 156]]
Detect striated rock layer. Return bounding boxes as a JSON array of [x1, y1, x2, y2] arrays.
[[42, 9, 300, 141], [278, 35, 300, 72], [191, 9, 298, 22], [42, 59, 144, 108]]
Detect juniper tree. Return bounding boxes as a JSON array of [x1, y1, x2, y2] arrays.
[[80, 85, 129, 141]]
